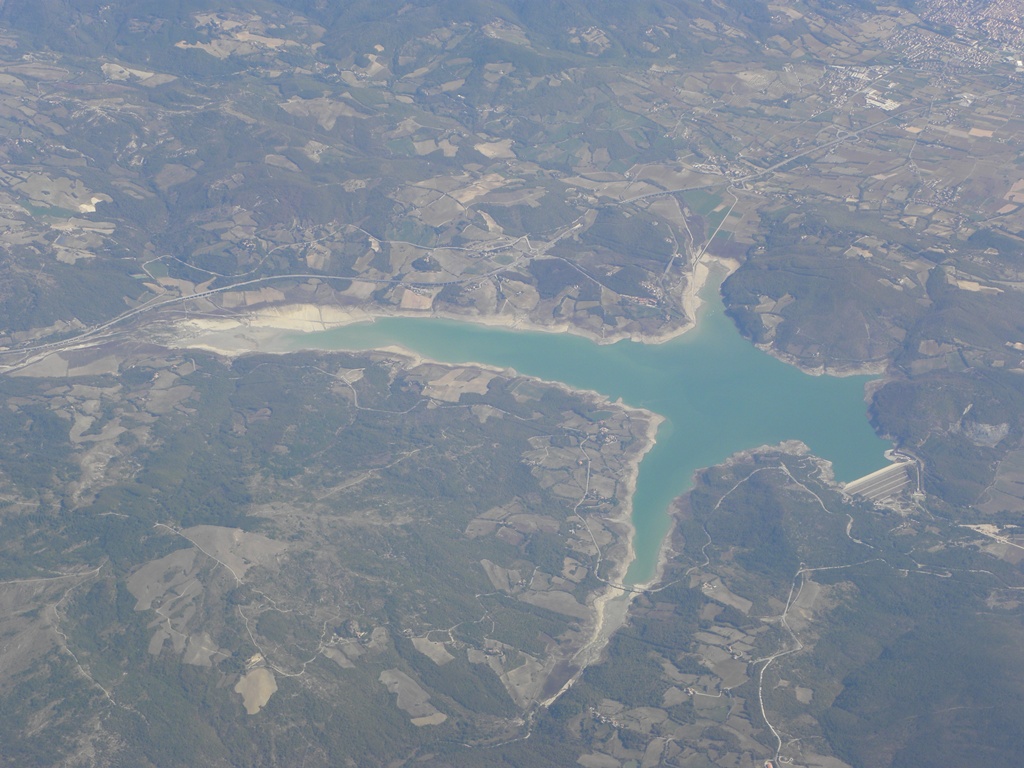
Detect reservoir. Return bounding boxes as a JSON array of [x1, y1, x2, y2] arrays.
[[290, 283, 890, 585]]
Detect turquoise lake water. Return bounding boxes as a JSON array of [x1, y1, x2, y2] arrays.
[[290, 286, 890, 585]]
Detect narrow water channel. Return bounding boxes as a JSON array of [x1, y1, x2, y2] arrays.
[[289, 282, 890, 585]]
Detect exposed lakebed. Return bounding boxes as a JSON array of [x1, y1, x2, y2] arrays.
[[289, 286, 890, 585]]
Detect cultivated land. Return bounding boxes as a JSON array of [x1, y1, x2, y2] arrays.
[[512, 445, 1024, 768], [1, 1, 1024, 766], [0, 336, 660, 764]]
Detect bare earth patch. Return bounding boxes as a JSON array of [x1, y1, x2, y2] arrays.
[[234, 668, 278, 714], [379, 669, 447, 726]]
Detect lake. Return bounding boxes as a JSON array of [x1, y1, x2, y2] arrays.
[[288, 283, 890, 585]]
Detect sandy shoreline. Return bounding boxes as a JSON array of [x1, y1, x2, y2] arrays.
[[755, 342, 888, 378], [174, 301, 686, 351], [539, 406, 664, 707], [164, 253, 736, 352]]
